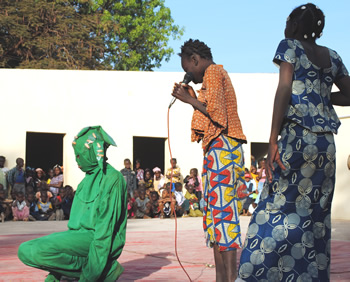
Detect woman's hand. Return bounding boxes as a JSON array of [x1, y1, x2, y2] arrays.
[[266, 142, 286, 182], [172, 83, 194, 104]]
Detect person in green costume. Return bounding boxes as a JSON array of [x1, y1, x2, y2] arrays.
[[18, 126, 127, 281]]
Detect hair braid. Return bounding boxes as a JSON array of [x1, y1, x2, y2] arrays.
[[178, 39, 213, 60]]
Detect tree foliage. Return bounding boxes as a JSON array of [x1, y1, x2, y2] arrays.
[[0, 0, 183, 70]]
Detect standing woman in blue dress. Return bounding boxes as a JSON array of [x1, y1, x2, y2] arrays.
[[238, 3, 350, 281]]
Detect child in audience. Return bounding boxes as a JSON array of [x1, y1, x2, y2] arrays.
[[184, 168, 203, 200], [36, 182, 53, 201], [149, 191, 160, 218], [127, 193, 135, 218], [46, 168, 54, 185], [37, 191, 55, 221], [174, 182, 188, 217], [144, 169, 154, 196], [134, 189, 151, 219], [54, 187, 66, 221], [12, 191, 30, 221], [158, 183, 175, 218], [185, 184, 203, 217], [63, 185, 74, 219], [0, 188, 11, 222], [26, 192, 39, 221]]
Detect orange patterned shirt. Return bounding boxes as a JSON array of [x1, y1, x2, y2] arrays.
[[191, 64, 246, 151]]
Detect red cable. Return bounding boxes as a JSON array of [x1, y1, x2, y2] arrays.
[[167, 107, 193, 282]]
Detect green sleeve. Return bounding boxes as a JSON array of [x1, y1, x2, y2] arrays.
[[80, 172, 127, 281]]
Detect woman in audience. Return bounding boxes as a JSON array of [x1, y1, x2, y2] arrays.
[[49, 165, 63, 199], [153, 167, 165, 194]]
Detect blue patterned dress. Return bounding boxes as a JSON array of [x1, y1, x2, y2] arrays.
[[238, 39, 349, 282]]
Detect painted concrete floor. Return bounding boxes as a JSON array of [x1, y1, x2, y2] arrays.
[[0, 217, 349, 281]]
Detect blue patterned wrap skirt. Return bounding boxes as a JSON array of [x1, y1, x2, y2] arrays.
[[238, 122, 335, 282]]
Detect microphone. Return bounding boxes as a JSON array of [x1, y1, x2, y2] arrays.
[[169, 72, 194, 108]]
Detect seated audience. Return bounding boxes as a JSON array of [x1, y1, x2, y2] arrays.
[[149, 191, 160, 218], [0, 188, 11, 222], [26, 192, 39, 221], [144, 169, 154, 196], [153, 167, 165, 194], [37, 191, 55, 221], [184, 168, 203, 200], [133, 189, 151, 219], [12, 191, 30, 221], [158, 183, 175, 219], [184, 184, 203, 217], [54, 186, 74, 220], [242, 173, 257, 216], [36, 182, 53, 201], [174, 182, 188, 217], [127, 193, 135, 219]]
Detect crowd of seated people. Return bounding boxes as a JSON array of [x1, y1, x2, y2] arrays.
[[0, 156, 73, 223], [123, 158, 205, 219]]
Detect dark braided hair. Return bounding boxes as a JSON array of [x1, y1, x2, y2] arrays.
[[288, 3, 325, 39], [178, 39, 213, 60]]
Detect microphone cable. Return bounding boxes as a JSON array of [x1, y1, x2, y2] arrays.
[[167, 105, 193, 282]]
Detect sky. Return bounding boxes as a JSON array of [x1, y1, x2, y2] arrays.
[[156, 0, 350, 73]]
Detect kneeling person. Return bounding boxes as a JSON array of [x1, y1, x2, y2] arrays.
[[18, 126, 127, 281]]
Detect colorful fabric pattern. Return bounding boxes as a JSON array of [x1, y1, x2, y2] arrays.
[[273, 39, 348, 134], [203, 134, 245, 251], [191, 64, 246, 151], [238, 122, 336, 281]]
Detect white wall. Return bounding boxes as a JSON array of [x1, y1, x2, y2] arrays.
[[1, 69, 349, 219]]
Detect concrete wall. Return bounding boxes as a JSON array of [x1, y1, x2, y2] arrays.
[[1, 69, 349, 219]]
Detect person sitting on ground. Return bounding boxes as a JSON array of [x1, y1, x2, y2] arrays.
[[134, 159, 144, 182], [54, 187, 66, 221], [158, 183, 175, 219], [174, 182, 188, 217], [250, 165, 259, 185], [149, 191, 160, 218], [58, 185, 74, 220], [12, 191, 30, 221], [153, 167, 165, 194], [165, 158, 182, 184], [0, 187, 11, 222], [49, 165, 63, 199], [127, 193, 135, 219], [133, 189, 151, 219], [35, 182, 53, 201], [184, 168, 203, 200], [35, 168, 46, 190], [143, 168, 154, 196], [185, 184, 203, 217], [37, 191, 55, 221], [242, 173, 257, 216], [26, 192, 39, 221], [121, 158, 137, 198]]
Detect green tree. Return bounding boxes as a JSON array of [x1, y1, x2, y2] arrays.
[[0, 0, 106, 69], [0, 0, 183, 70]]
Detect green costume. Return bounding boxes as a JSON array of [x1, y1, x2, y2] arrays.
[[18, 126, 127, 281]]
